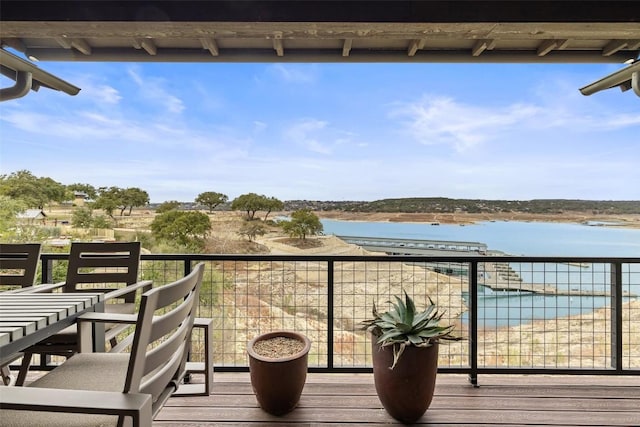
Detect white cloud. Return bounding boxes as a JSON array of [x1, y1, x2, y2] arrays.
[[268, 64, 317, 83], [283, 119, 331, 154], [391, 96, 540, 152], [127, 67, 185, 114]]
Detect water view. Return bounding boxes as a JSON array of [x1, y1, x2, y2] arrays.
[[322, 219, 640, 328]]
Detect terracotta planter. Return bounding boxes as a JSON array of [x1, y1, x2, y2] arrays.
[[372, 338, 439, 423], [247, 330, 311, 415]]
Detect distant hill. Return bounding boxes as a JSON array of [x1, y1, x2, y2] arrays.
[[283, 198, 640, 215]]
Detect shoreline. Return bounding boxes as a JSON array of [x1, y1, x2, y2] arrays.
[[314, 210, 640, 229]]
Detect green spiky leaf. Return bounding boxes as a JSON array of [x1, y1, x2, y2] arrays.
[[361, 289, 462, 369]]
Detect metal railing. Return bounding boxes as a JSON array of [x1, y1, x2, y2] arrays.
[[38, 253, 640, 384]]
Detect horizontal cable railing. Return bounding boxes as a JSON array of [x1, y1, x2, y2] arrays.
[[38, 253, 640, 383]]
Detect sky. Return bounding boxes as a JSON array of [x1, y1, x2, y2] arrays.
[[1, 57, 639, 203]]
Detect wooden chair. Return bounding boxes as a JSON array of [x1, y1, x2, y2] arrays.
[[0, 243, 42, 386], [0, 262, 206, 427], [15, 241, 152, 386], [0, 243, 41, 290]]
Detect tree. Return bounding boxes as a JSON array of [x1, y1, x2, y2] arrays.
[[156, 200, 181, 214], [94, 186, 122, 219], [281, 209, 323, 240], [0, 170, 65, 209], [238, 221, 267, 242], [195, 191, 228, 213], [122, 187, 149, 215], [0, 195, 27, 240], [66, 183, 98, 200], [150, 210, 211, 249], [231, 193, 266, 220], [263, 197, 284, 221], [72, 207, 94, 228]]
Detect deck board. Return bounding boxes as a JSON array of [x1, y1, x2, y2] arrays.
[[156, 373, 640, 426]]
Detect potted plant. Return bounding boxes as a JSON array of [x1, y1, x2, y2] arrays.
[[361, 291, 461, 423], [246, 330, 312, 415]]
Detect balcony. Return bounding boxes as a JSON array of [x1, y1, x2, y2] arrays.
[[32, 252, 640, 425]]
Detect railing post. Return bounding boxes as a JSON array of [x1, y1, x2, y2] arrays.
[[327, 260, 334, 370], [468, 260, 479, 386], [41, 258, 53, 284], [610, 261, 623, 372]]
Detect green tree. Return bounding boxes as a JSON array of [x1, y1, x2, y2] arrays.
[[156, 200, 181, 214], [238, 221, 267, 242], [0, 195, 27, 240], [195, 191, 228, 213], [122, 187, 149, 215], [263, 197, 284, 221], [281, 209, 323, 240], [66, 183, 98, 200], [94, 186, 122, 219], [72, 207, 94, 228], [231, 193, 268, 220], [150, 210, 211, 249], [0, 170, 65, 209]]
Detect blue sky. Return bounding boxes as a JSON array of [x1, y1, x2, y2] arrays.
[[1, 59, 639, 203]]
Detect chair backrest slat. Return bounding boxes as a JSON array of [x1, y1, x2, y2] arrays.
[[65, 242, 141, 303], [0, 243, 42, 288], [124, 262, 204, 417]]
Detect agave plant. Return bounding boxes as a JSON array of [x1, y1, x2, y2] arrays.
[[361, 290, 461, 369]]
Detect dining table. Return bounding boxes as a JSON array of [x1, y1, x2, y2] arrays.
[[0, 292, 105, 367]]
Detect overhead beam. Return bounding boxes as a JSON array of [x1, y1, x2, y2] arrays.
[[602, 40, 628, 56], [1, 38, 26, 52], [407, 39, 426, 57], [200, 37, 219, 56], [22, 48, 636, 64], [55, 37, 92, 55], [272, 32, 284, 56], [471, 39, 496, 57], [536, 39, 569, 56], [342, 39, 352, 57]]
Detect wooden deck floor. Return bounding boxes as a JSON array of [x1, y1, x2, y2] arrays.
[[157, 373, 640, 426]]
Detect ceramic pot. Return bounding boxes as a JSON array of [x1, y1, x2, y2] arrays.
[[247, 330, 311, 415], [372, 338, 439, 423]]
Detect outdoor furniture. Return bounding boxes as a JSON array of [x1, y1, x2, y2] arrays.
[[15, 241, 152, 386], [0, 262, 206, 427], [0, 292, 104, 386], [0, 243, 42, 385], [0, 243, 41, 290]]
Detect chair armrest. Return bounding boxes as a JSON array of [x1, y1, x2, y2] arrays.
[[0, 386, 152, 427], [104, 280, 153, 301], [77, 312, 139, 353]]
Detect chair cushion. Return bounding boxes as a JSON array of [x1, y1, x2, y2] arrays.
[[1, 353, 130, 427]]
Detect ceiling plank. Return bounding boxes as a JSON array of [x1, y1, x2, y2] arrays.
[[602, 40, 628, 56], [342, 38, 352, 57], [200, 37, 219, 56], [471, 39, 495, 57], [628, 40, 640, 50], [407, 39, 426, 57]]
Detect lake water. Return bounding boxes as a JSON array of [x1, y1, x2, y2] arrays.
[[321, 219, 640, 327]]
